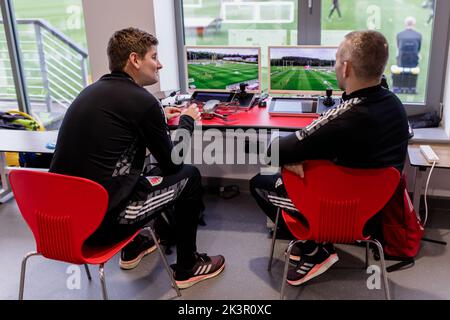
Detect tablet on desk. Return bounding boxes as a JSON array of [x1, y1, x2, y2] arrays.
[[268, 97, 317, 117]]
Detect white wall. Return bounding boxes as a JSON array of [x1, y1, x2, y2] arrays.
[[81, 0, 160, 93], [153, 0, 179, 92]]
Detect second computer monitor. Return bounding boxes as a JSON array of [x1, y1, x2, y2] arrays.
[[269, 46, 340, 94], [185, 46, 261, 92]]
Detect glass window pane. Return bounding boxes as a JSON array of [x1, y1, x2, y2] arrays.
[[12, 0, 89, 129], [321, 0, 434, 104], [182, 0, 299, 91], [0, 23, 19, 112]]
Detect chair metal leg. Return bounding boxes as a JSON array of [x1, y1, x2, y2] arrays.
[[19, 251, 41, 300], [280, 240, 301, 300], [268, 207, 281, 271], [366, 239, 391, 300], [145, 226, 181, 297], [84, 264, 92, 281], [365, 242, 369, 269], [98, 263, 108, 300]]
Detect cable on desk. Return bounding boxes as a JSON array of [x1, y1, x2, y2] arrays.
[[423, 161, 436, 227]]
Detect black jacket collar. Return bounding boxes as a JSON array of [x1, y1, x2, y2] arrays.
[[342, 84, 383, 101], [101, 70, 135, 83]]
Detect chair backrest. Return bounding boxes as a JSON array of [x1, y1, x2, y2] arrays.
[[9, 170, 108, 264], [281, 160, 400, 243]]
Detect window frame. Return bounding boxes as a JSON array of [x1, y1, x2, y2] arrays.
[[1, 0, 30, 113]]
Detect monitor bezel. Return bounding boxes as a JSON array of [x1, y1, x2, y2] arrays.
[[185, 45, 262, 93], [268, 45, 342, 96]]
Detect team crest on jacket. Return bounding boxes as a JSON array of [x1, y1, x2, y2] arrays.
[[147, 176, 163, 186], [275, 178, 283, 189]]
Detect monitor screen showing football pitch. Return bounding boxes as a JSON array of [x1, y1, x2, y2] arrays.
[[269, 46, 340, 94], [185, 46, 261, 92]]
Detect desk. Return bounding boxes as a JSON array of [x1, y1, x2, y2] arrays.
[[0, 129, 58, 202], [408, 143, 450, 212], [168, 104, 317, 131]]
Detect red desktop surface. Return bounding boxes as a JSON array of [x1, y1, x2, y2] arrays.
[[168, 105, 317, 131]]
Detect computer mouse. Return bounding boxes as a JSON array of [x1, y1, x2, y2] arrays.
[[203, 99, 221, 113]]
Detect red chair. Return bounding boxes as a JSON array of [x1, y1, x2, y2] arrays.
[[9, 170, 181, 299], [268, 160, 400, 300]]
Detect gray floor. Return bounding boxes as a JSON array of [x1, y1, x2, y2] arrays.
[[1, 190, 450, 300]]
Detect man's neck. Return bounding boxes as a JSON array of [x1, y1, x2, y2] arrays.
[[121, 67, 141, 86], [345, 79, 380, 95]]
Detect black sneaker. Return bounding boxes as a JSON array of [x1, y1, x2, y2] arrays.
[[285, 243, 302, 262], [119, 234, 157, 270], [287, 244, 338, 286], [171, 253, 225, 289]]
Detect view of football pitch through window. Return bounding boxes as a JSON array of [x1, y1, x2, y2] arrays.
[[183, 0, 433, 103], [1, 0, 88, 126]]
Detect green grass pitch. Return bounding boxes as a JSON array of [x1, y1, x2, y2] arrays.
[[187, 61, 259, 90], [270, 66, 339, 91], [185, 0, 432, 102]]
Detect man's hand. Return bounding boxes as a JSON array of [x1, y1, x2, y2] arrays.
[[164, 106, 181, 120], [181, 103, 201, 121], [284, 162, 305, 178]]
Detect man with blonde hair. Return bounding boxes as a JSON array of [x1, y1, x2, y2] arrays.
[[396, 16, 422, 67], [250, 30, 409, 286]]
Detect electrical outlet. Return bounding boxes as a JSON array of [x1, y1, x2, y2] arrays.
[[419, 145, 439, 163]]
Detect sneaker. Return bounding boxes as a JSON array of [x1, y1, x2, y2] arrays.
[[119, 234, 157, 270], [171, 253, 225, 289], [287, 244, 338, 286]]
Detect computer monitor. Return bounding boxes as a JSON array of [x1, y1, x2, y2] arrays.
[[269, 46, 340, 95], [185, 46, 261, 92]]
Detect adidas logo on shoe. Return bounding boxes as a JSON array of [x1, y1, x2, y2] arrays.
[[285, 243, 302, 262], [172, 253, 225, 289]]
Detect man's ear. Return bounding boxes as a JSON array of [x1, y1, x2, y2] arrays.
[[343, 61, 350, 78], [128, 52, 140, 69]]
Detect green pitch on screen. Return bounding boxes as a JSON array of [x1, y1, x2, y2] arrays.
[[188, 62, 259, 90], [270, 66, 339, 91]]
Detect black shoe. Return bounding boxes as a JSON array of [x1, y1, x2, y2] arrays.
[[285, 241, 335, 262], [119, 234, 157, 270], [287, 244, 338, 286], [285, 243, 302, 262], [171, 253, 225, 289]]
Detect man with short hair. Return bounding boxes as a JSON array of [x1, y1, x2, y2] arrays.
[[50, 27, 225, 289], [396, 16, 422, 68], [250, 30, 409, 286]]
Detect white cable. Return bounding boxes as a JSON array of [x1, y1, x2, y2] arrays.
[[423, 161, 437, 227]]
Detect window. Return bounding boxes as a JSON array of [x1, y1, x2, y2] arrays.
[[182, 0, 299, 91], [0, 21, 18, 111], [1, 0, 89, 129], [321, 0, 434, 104]]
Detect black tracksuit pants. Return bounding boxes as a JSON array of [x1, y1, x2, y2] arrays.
[[88, 164, 203, 269]]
